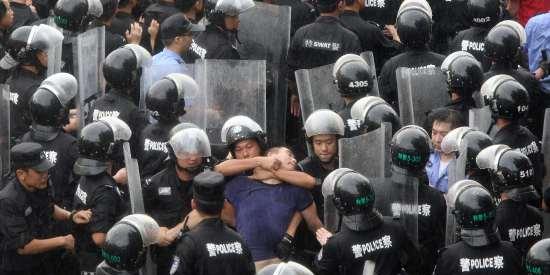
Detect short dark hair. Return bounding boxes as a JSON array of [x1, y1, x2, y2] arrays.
[[344, 0, 355, 6], [426, 108, 464, 132], [317, 1, 340, 13], [161, 38, 176, 47], [118, 0, 131, 7], [195, 200, 224, 215]]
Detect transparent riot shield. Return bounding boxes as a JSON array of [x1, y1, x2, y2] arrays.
[[447, 141, 468, 190], [238, 2, 291, 146], [296, 64, 344, 127], [0, 85, 9, 179], [469, 106, 493, 134], [192, 59, 266, 146], [359, 51, 380, 96], [542, 109, 550, 190], [122, 44, 152, 111], [445, 180, 486, 245], [338, 123, 392, 178], [396, 67, 449, 126], [73, 26, 106, 125], [28, 24, 65, 77], [374, 174, 419, 246]]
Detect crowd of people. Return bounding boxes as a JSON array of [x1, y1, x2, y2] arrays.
[[0, 0, 550, 274]]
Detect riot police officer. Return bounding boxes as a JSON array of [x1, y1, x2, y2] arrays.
[[339, 0, 400, 73], [350, 95, 401, 134], [450, 0, 500, 70], [333, 54, 377, 137], [295, 109, 345, 266], [95, 214, 160, 275], [483, 21, 544, 138], [87, 44, 150, 135], [72, 117, 130, 273], [192, 0, 252, 60], [138, 73, 197, 178], [170, 171, 256, 275], [481, 74, 544, 194], [4, 24, 63, 140], [434, 184, 524, 275], [477, 144, 543, 255], [441, 51, 484, 122], [20, 73, 79, 210], [287, 0, 361, 71], [525, 239, 550, 275], [378, 4, 445, 112], [0, 142, 91, 274], [383, 125, 447, 274], [316, 168, 422, 275], [143, 127, 213, 275]]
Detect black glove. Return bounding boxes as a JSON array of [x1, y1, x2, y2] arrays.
[[275, 233, 295, 262]]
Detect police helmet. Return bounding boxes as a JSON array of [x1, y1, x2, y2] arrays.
[[304, 109, 345, 138], [390, 125, 431, 172], [258, 261, 314, 275], [466, 0, 500, 27], [477, 144, 538, 202], [526, 239, 550, 275], [480, 74, 529, 120], [333, 54, 375, 97], [484, 22, 522, 62], [396, 8, 432, 49], [54, 0, 103, 32], [101, 214, 160, 271], [351, 96, 401, 134], [441, 127, 493, 171], [221, 115, 266, 155], [30, 73, 78, 128], [103, 44, 151, 90], [146, 74, 198, 121], [441, 51, 484, 99]]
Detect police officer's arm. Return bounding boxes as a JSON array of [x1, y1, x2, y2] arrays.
[[53, 205, 92, 224], [89, 186, 123, 247], [214, 156, 280, 176], [273, 169, 316, 189], [315, 237, 340, 275], [0, 199, 74, 255], [399, 227, 423, 275]]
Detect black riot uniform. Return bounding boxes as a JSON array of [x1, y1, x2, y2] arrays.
[[381, 126, 447, 274], [339, 10, 400, 73], [315, 168, 422, 275], [378, 7, 445, 112], [8, 66, 44, 140], [295, 109, 345, 266], [192, 24, 239, 60], [278, 0, 316, 36], [170, 171, 256, 275], [434, 186, 523, 275], [0, 143, 55, 274], [138, 74, 193, 177], [110, 10, 136, 37], [358, 0, 400, 26], [144, 127, 213, 275], [20, 73, 80, 209], [9, 1, 39, 31], [72, 119, 128, 273], [288, 15, 361, 71], [476, 145, 543, 255]]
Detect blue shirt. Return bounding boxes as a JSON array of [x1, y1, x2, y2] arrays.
[[151, 48, 191, 83], [225, 176, 312, 261], [425, 152, 449, 193], [525, 12, 550, 93]]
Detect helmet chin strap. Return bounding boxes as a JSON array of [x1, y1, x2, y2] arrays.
[[176, 162, 203, 176]]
